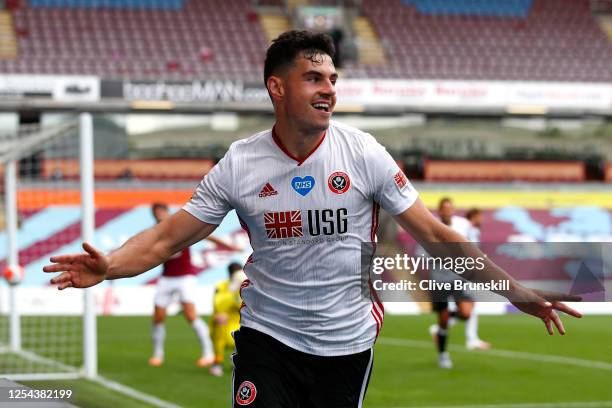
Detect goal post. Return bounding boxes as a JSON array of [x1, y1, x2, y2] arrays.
[[5, 159, 20, 354], [80, 112, 97, 380], [0, 112, 97, 380]]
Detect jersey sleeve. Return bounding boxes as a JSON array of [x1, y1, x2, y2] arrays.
[[364, 135, 419, 215], [183, 146, 234, 225]]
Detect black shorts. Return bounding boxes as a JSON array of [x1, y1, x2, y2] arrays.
[[431, 293, 473, 312], [429, 269, 473, 312], [431, 286, 474, 311], [232, 327, 373, 408]]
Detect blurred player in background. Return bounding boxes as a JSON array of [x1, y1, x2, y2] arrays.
[[149, 202, 216, 368], [429, 198, 490, 369], [209, 262, 247, 377], [465, 207, 484, 243], [45, 31, 581, 408]]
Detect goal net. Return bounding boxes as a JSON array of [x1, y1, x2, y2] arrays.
[[0, 113, 96, 380]]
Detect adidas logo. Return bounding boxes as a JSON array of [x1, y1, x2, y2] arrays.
[[258, 183, 278, 198]]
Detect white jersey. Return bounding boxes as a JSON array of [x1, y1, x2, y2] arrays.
[[184, 121, 419, 356], [450, 215, 471, 239], [467, 225, 480, 243]]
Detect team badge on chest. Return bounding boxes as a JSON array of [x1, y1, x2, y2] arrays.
[[327, 171, 351, 194]]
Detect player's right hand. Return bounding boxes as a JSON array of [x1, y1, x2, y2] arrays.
[[43, 242, 108, 290]]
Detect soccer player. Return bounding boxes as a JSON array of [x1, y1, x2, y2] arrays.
[[148, 202, 215, 368], [209, 262, 247, 377], [465, 207, 484, 243], [45, 30, 581, 408], [428, 198, 490, 370]]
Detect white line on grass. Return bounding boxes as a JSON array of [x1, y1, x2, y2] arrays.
[[0, 347, 182, 407], [93, 375, 183, 408], [382, 401, 612, 408], [378, 337, 612, 371]]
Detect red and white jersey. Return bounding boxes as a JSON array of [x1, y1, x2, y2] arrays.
[[183, 121, 419, 356], [162, 248, 196, 277]]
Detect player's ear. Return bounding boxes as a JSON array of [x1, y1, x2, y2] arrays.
[[267, 75, 284, 102]]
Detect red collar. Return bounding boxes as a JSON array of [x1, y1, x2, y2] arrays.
[[271, 126, 326, 166]]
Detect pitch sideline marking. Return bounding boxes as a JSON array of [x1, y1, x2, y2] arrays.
[[379, 337, 612, 371], [93, 375, 183, 408]]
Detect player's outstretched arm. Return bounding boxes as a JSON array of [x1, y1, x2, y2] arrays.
[[43, 210, 218, 290], [393, 199, 582, 335]]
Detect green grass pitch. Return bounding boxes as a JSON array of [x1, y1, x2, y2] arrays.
[[20, 314, 612, 407]]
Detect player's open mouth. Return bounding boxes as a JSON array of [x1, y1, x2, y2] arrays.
[[312, 103, 330, 113]]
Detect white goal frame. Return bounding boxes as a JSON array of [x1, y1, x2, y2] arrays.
[[0, 112, 97, 381]]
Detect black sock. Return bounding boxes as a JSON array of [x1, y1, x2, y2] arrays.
[[450, 310, 468, 321], [437, 328, 448, 353]]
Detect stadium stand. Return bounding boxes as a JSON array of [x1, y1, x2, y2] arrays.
[[351, 0, 612, 81], [28, 0, 185, 9], [423, 160, 586, 182], [403, 0, 533, 17], [2, 0, 268, 80], [0, 9, 17, 58], [1, 0, 611, 82]]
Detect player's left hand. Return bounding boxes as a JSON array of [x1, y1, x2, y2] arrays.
[[509, 286, 582, 335]]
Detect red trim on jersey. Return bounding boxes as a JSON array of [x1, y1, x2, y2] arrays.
[[238, 215, 252, 243], [236, 215, 254, 312], [368, 202, 384, 338], [239, 279, 251, 310], [371, 309, 381, 337], [370, 203, 380, 243], [240, 279, 251, 297], [237, 214, 255, 270], [271, 126, 326, 166], [369, 280, 385, 318]]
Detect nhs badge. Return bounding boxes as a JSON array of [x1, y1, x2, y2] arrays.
[[291, 176, 315, 196]]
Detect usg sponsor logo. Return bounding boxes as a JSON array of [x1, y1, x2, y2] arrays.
[[264, 208, 348, 239]]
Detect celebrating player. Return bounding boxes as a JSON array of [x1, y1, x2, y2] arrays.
[[44, 30, 581, 408]]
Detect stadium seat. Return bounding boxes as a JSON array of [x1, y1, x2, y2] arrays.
[[353, 0, 612, 81], [2, 0, 611, 82], [1, 0, 267, 80]]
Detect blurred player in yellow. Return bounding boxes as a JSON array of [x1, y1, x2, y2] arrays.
[[209, 262, 247, 376]]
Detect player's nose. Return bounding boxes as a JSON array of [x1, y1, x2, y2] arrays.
[[319, 78, 336, 97]]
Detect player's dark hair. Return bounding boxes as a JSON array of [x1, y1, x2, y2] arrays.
[[438, 197, 452, 209], [264, 30, 335, 86], [465, 208, 482, 220], [228, 262, 243, 277], [151, 202, 168, 215]]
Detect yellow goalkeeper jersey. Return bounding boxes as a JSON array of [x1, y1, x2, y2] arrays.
[[213, 280, 242, 317]]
